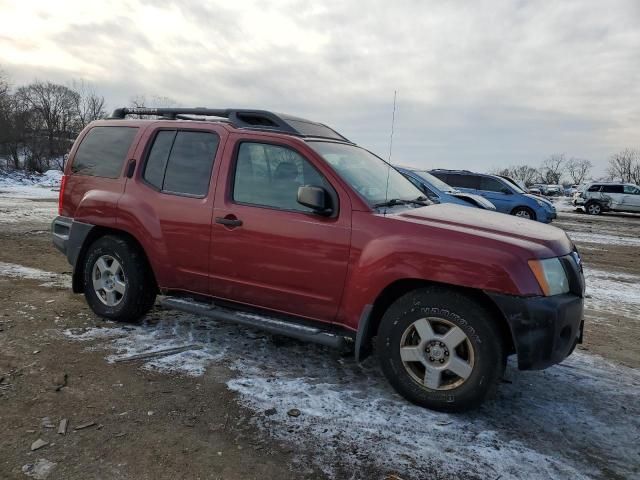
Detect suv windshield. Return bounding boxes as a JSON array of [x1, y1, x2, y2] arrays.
[[309, 142, 423, 206], [411, 170, 455, 192]]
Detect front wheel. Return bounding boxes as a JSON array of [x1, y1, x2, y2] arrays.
[[511, 206, 536, 220], [376, 287, 505, 412], [585, 201, 602, 215], [83, 235, 157, 322]]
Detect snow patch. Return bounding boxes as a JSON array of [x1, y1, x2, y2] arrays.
[[64, 307, 640, 480], [0, 261, 70, 288], [0, 169, 62, 199], [584, 267, 640, 319], [566, 230, 640, 247], [0, 196, 57, 224]]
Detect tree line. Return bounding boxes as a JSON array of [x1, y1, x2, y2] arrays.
[[0, 72, 106, 172], [2, 72, 640, 184], [494, 150, 640, 187]]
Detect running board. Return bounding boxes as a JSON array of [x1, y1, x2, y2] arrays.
[[160, 297, 351, 351]]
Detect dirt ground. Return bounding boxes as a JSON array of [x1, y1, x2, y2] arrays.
[[1, 197, 639, 480]]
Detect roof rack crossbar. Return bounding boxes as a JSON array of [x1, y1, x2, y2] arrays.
[[108, 107, 350, 142]]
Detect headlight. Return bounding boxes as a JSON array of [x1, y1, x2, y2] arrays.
[[528, 258, 570, 296], [535, 199, 551, 209]]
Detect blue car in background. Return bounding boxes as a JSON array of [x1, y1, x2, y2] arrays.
[[396, 167, 496, 210], [430, 169, 557, 223]]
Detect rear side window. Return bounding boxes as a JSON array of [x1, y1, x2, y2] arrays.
[[71, 126, 138, 178], [447, 174, 479, 189], [479, 177, 508, 193], [601, 185, 624, 193], [143, 130, 219, 196], [233, 142, 332, 212]]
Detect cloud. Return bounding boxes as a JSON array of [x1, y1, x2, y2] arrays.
[[1, 0, 639, 175]]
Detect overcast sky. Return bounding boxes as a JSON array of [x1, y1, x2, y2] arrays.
[[1, 0, 639, 176]]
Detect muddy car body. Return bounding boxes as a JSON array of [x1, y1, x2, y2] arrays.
[[52, 108, 585, 411]]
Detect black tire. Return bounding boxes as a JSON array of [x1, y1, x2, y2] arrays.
[[585, 201, 602, 215], [376, 287, 505, 412], [82, 235, 156, 322], [511, 206, 536, 220]]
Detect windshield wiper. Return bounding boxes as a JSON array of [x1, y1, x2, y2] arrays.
[[374, 196, 429, 209]]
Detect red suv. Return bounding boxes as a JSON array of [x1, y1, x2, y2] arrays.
[[52, 108, 585, 412]]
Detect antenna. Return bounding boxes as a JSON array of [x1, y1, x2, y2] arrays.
[[388, 90, 397, 162], [383, 90, 398, 210]]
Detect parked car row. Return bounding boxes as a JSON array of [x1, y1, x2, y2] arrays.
[[51, 107, 584, 412], [573, 182, 640, 214], [395, 168, 557, 223]]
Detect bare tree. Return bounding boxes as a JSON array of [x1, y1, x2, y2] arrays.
[[128, 94, 178, 118], [0, 70, 11, 168], [510, 165, 539, 187], [15, 81, 80, 172], [538, 154, 566, 184], [608, 149, 639, 182], [71, 80, 106, 128], [566, 158, 592, 185], [632, 162, 640, 185]]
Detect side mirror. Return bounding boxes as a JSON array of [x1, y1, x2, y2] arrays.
[[297, 185, 332, 215], [501, 188, 513, 195]]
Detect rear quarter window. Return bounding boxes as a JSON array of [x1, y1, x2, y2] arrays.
[[601, 185, 624, 193], [71, 126, 138, 178], [448, 174, 479, 189]]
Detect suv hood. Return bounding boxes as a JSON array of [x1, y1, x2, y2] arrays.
[[392, 203, 572, 257]]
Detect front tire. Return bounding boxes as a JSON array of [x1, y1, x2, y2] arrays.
[[83, 235, 156, 322], [585, 201, 602, 215], [511, 206, 536, 220], [376, 287, 505, 412]]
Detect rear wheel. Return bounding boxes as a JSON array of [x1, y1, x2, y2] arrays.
[[82, 235, 156, 322], [511, 206, 536, 220], [376, 287, 505, 412], [585, 201, 602, 215]]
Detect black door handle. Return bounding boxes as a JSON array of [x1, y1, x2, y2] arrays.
[[215, 217, 243, 227]]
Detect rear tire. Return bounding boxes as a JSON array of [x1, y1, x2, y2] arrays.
[[511, 206, 536, 220], [376, 287, 505, 412], [82, 235, 156, 322], [585, 201, 602, 215]]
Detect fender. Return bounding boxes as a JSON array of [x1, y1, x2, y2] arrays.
[[336, 210, 547, 331]]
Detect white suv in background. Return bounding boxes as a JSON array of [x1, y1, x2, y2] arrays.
[[573, 182, 640, 215]]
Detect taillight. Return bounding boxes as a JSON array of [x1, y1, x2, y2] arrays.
[[58, 174, 67, 215]]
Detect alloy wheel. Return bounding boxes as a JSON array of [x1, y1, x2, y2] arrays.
[[399, 317, 475, 390], [92, 255, 126, 306]]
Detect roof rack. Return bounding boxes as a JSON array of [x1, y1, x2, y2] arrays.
[[108, 107, 351, 142]]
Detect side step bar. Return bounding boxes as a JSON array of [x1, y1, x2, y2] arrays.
[[160, 297, 352, 351]]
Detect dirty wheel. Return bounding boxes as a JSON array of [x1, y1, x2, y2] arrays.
[[511, 206, 535, 220], [83, 235, 156, 322], [377, 287, 505, 412], [585, 201, 602, 215]]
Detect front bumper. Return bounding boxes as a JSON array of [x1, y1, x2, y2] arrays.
[[538, 209, 557, 223], [487, 292, 584, 370]]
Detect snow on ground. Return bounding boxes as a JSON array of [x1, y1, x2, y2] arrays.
[[551, 197, 578, 213], [565, 230, 640, 247], [0, 169, 62, 199], [0, 196, 57, 224], [0, 262, 70, 288], [62, 306, 639, 480], [0, 170, 59, 224], [585, 268, 640, 319]]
